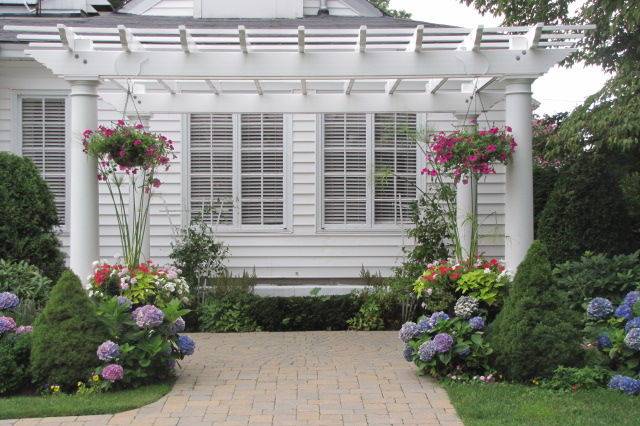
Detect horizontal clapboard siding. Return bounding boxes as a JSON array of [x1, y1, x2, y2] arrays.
[[134, 0, 359, 16]]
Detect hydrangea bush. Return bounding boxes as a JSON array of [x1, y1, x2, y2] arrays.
[[400, 305, 493, 378], [585, 292, 640, 390], [88, 261, 189, 307], [93, 296, 194, 388]]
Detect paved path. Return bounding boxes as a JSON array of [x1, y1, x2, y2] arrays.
[[6, 332, 462, 426]]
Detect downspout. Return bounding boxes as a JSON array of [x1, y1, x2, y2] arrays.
[[318, 0, 329, 15]]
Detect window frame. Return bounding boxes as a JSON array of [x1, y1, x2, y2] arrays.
[[183, 113, 293, 234], [316, 112, 427, 233], [14, 91, 70, 234]]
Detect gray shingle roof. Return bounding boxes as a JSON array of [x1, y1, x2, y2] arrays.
[[0, 13, 446, 43]]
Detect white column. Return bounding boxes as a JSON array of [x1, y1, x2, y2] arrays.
[[127, 113, 152, 262], [454, 113, 479, 261], [505, 79, 535, 272], [69, 79, 100, 284]]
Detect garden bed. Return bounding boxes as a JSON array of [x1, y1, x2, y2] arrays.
[[0, 380, 172, 420], [443, 381, 640, 426]]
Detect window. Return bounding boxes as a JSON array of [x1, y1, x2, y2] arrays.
[[20, 97, 67, 225], [320, 113, 418, 228], [188, 113, 286, 229]]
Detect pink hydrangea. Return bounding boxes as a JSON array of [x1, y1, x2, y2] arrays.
[[15, 325, 32, 334], [0, 316, 16, 334], [101, 364, 124, 382]]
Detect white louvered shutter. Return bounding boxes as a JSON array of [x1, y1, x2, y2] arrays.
[[240, 114, 284, 225], [323, 114, 367, 224], [189, 114, 234, 225], [374, 113, 417, 224], [21, 98, 67, 225]]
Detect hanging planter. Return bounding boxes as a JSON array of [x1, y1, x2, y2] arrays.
[[422, 127, 516, 184], [83, 120, 176, 269], [420, 126, 516, 264]]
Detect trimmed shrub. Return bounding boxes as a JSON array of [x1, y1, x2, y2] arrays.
[[553, 251, 640, 313], [0, 259, 52, 308], [31, 271, 108, 389], [532, 164, 559, 236], [0, 333, 31, 395], [489, 241, 583, 381], [198, 292, 260, 333], [538, 156, 636, 263], [0, 153, 65, 281]]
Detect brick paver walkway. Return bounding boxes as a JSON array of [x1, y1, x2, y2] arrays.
[[5, 332, 462, 425]]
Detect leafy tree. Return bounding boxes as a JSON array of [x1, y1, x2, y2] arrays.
[[489, 241, 582, 381], [0, 152, 65, 282], [31, 271, 108, 390], [368, 0, 411, 18]]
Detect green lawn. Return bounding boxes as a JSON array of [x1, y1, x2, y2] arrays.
[[443, 381, 640, 426], [0, 382, 172, 420]]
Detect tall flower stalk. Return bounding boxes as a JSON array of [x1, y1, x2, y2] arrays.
[[83, 120, 175, 269]]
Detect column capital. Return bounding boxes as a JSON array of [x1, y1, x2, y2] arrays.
[[67, 78, 100, 96], [504, 78, 535, 96]]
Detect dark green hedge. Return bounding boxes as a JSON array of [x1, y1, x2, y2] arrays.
[[198, 293, 365, 332]]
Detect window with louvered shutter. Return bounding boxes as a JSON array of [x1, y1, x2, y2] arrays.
[[20, 97, 67, 225], [323, 114, 368, 224], [240, 114, 284, 225], [374, 113, 417, 224], [189, 114, 234, 225]]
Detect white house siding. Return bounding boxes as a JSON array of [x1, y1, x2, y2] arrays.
[[0, 59, 507, 280], [136, 0, 358, 16]]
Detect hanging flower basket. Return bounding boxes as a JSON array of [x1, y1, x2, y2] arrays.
[[422, 127, 516, 184], [83, 120, 175, 187]]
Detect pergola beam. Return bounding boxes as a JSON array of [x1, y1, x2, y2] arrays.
[[26, 49, 575, 80], [99, 92, 503, 114], [356, 25, 367, 52]]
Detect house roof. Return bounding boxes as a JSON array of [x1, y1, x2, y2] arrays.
[[0, 13, 444, 43]]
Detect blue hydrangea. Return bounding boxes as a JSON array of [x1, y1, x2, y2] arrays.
[[587, 297, 613, 319], [428, 311, 450, 328], [0, 292, 19, 310], [624, 328, 640, 351], [626, 317, 640, 333], [399, 322, 420, 342], [596, 334, 612, 349], [418, 341, 437, 361], [468, 316, 485, 331], [416, 319, 432, 335], [623, 291, 640, 307], [432, 333, 454, 353], [615, 304, 634, 321], [177, 335, 196, 356], [96, 340, 120, 361], [116, 296, 132, 309], [170, 317, 186, 334], [403, 345, 414, 362], [608, 375, 640, 395]]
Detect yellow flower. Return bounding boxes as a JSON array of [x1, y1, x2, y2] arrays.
[[52, 386, 60, 393], [92, 374, 100, 382]]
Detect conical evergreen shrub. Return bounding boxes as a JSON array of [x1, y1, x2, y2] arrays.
[[538, 156, 635, 263], [31, 271, 107, 389], [489, 241, 582, 381]]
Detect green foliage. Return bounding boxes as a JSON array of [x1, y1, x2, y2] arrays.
[[209, 270, 257, 299], [367, 0, 411, 18], [31, 271, 108, 390], [585, 309, 640, 376], [347, 300, 385, 331], [198, 293, 260, 333], [0, 152, 65, 282], [533, 165, 559, 235], [403, 194, 450, 266], [553, 251, 640, 313], [407, 316, 493, 378], [170, 215, 228, 294], [541, 366, 612, 391], [0, 334, 31, 396], [538, 156, 636, 263], [489, 241, 583, 381], [251, 294, 361, 331], [621, 171, 640, 226], [0, 260, 52, 307], [457, 269, 508, 307]]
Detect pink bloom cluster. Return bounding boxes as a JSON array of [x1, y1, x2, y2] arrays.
[[82, 120, 176, 189], [422, 127, 516, 184]]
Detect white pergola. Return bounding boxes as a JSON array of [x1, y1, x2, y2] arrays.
[[5, 22, 593, 280]]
